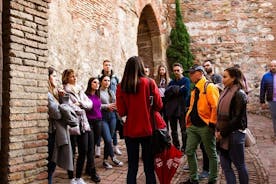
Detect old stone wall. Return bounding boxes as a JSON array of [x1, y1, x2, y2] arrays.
[[1, 0, 49, 183], [1, 0, 276, 183], [167, 0, 276, 110], [48, 0, 169, 85]]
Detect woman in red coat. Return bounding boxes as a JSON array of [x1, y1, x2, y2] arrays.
[[116, 56, 164, 184]]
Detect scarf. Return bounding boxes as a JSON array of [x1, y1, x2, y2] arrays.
[[217, 84, 239, 150], [217, 84, 239, 119]]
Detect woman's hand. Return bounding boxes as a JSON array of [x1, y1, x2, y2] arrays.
[[108, 103, 117, 111]]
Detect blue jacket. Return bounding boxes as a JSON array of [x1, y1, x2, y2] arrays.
[[260, 71, 274, 103], [164, 76, 190, 117]]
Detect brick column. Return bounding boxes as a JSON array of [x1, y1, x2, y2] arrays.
[[0, 1, 50, 183]]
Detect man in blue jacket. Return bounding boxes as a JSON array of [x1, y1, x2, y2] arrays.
[[165, 63, 190, 152], [260, 60, 276, 138]]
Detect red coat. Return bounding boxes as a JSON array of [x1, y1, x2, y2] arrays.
[[116, 77, 165, 138]]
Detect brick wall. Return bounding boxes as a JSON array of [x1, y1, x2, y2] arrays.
[[166, 0, 276, 110], [1, 0, 49, 183]]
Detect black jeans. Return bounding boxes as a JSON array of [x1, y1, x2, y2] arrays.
[[125, 136, 156, 184], [169, 115, 187, 150], [76, 132, 89, 178], [48, 133, 56, 184]]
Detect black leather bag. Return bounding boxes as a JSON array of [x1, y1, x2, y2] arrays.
[[151, 127, 171, 155]]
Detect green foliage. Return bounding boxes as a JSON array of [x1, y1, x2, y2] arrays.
[[166, 0, 194, 77]]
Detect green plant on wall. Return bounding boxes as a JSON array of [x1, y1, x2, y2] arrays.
[[166, 0, 194, 77]]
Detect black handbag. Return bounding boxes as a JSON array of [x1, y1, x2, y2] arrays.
[[148, 79, 171, 155]]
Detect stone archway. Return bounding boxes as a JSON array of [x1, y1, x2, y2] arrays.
[[137, 4, 162, 78]]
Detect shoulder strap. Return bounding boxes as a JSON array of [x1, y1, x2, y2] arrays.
[[203, 81, 212, 94], [148, 78, 157, 130]]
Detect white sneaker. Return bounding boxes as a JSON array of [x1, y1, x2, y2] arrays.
[[75, 178, 87, 184], [95, 146, 101, 158], [114, 145, 122, 155], [103, 160, 113, 169], [70, 178, 77, 184], [112, 157, 123, 167]]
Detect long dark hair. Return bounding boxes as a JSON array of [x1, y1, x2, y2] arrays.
[[224, 67, 244, 89], [85, 77, 100, 97], [121, 56, 146, 93], [155, 64, 170, 87]]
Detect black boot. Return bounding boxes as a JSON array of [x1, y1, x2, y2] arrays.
[[91, 168, 101, 182]]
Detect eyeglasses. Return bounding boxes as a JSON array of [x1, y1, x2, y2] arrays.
[[173, 69, 180, 72]]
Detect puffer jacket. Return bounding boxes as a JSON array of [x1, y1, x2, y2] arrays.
[[186, 76, 219, 127]]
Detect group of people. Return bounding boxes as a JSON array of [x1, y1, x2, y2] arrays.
[[47, 54, 276, 184], [47, 60, 124, 184]]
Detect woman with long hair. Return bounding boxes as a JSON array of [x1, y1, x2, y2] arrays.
[[99, 75, 123, 169], [215, 67, 249, 184], [116, 56, 163, 184], [83, 77, 102, 182], [48, 67, 74, 184], [155, 64, 170, 129]]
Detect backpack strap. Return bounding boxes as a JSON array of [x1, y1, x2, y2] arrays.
[[203, 81, 212, 94]]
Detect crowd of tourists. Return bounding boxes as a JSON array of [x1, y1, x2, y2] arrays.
[[47, 56, 276, 184]]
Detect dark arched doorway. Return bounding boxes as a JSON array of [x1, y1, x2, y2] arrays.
[[137, 4, 162, 78]]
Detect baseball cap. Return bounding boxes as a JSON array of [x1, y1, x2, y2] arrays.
[[188, 64, 206, 75]]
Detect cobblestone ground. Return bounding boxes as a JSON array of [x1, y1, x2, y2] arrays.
[[53, 113, 275, 184]]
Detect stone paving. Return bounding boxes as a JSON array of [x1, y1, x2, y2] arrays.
[[53, 113, 275, 184]]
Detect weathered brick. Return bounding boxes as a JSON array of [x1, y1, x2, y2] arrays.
[[10, 99, 36, 107], [10, 120, 37, 128], [10, 128, 24, 136], [9, 156, 24, 165], [27, 0, 48, 8], [11, 23, 36, 34], [8, 172, 24, 181], [25, 7, 48, 19], [9, 142, 24, 150], [25, 46, 48, 56], [15, 0, 36, 9], [10, 106, 37, 114], [9, 77, 37, 86], [11, 28, 24, 37], [38, 56, 47, 62], [10, 1, 24, 11], [10, 16, 23, 25], [10, 35, 38, 48], [10, 9, 33, 21], [10, 57, 23, 65], [10, 114, 25, 121], [24, 112, 48, 121], [24, 20, 37, 29], [24, 140, 47, 149], [24, 59, 46, 67], [25, 32, 47, 43], [34, 16, 48, 26], [10, 50, 37, 60], [10, 42, 24, 51]]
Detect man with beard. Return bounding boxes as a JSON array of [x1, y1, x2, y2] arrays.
[[203, 60, 222, 85]]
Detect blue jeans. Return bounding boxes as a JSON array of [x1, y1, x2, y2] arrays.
[[97, 111, 118, 146], [220, 130, 248, 184], [125, 136, 156, 184], [269, 101, 276, 136], [101, 119, 115, 159]]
